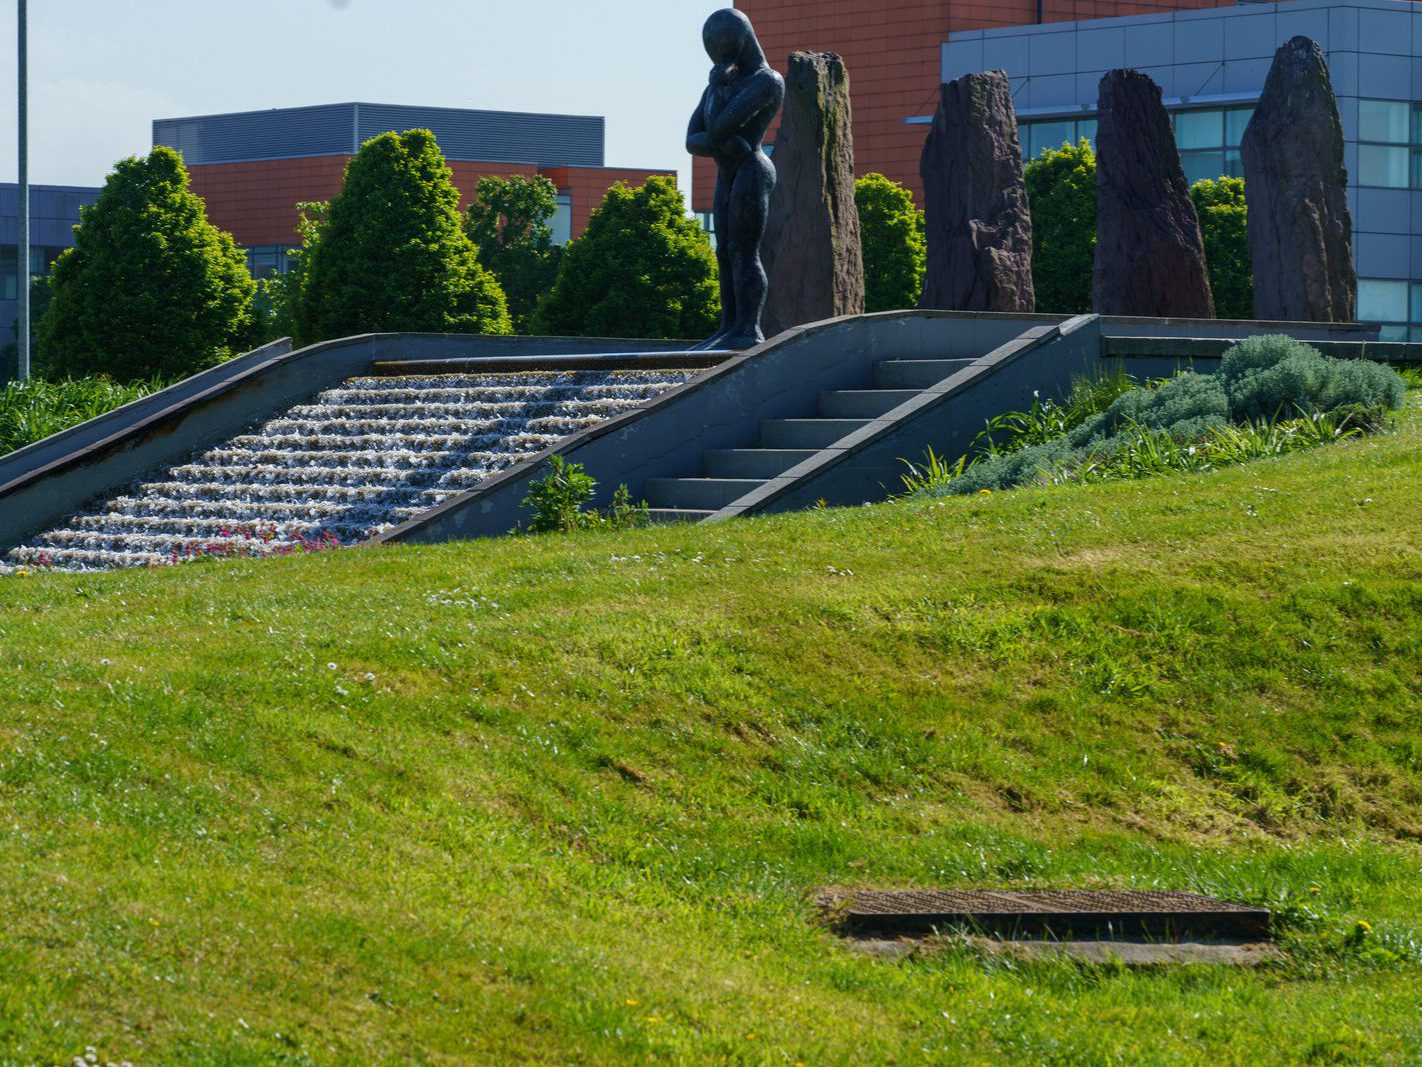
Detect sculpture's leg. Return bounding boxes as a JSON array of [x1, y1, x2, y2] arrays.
[[721, 152, 776, 350], [693, 173, 738, 351]]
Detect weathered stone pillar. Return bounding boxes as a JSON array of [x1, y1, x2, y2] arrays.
[[761, 51, 864, 337], [1093, 69, 1214, 318], [919, 70, 1034, 312], [1241, 36, 1355, 322]]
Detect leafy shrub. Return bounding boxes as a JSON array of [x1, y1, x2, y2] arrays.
[[466, 175, 564, 334], [520, 455, 648, 533], [855, 173, 925, 313], [1221, 335, 1405, 421], [1023, 139, 1097, 314], [39, 147, 256, 382], [1191, 177, 1252, 320], [0, 376, 164, 456], [908, 337, 1407, 496]]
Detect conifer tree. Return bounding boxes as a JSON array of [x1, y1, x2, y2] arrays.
[[295, 130, 511, 345], [39, 146, 255, 381], [534, 176, 718, 340]]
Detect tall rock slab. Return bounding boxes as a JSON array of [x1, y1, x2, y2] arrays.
[[919, 71, 1034, 312], [1241, 36, 1355, 322], [1093, 69, 1214, 318], [762, 51, 864, 337]]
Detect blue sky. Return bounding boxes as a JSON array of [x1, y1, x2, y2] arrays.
[[0, 0, 723, 196]]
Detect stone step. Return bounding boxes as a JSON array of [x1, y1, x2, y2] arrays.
[[873, 358, 976, 389], [643, 477, 763, 511], [758, 418, 868, 450], [703, 448, 817, 479], [817, 389, 919, 419], [644, 508, 714, 525]]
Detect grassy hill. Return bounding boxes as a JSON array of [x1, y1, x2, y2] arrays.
[[1, 389, 1420, 1065]]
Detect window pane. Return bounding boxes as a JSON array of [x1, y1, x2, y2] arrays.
[[1410, 282, 1422, 323], [550, 195, 572, 246], [1359, 99, 1410, 143], [1031, 120, 1075, 158], [1175, 109, 1223, 150], [1225, 108, 1254, 146], [1358, 278, 1408, 322], [1077, 118, 1097, 147], [1358, 144, 1409, 187], [1181, 150, 1226, 185], [1379, 324, 1409, 341], [1224, 149, 1243, 178], [1409, 325, 1422, 342], [2, 272, 15, 301]]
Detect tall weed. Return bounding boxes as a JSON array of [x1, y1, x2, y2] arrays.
[[0, 376, 164, 457]]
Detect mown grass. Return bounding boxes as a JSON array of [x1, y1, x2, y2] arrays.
[[0, 389, 1420, 1064], [0, 377, 164, 457]]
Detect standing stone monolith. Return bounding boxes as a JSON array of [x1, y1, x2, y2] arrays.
[[919, 71, 1034, 312], [1241, 36, 1355, 322], [761, 50, 864, 337], [1093, 69, 1214, 318]]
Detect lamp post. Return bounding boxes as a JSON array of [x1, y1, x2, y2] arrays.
[[17, 0, 30, 381]]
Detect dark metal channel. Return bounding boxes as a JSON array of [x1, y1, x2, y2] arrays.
[[830, 889, 1272, 941]]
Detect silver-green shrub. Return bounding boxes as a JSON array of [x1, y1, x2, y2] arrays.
[[916, 336, 1406, 496]]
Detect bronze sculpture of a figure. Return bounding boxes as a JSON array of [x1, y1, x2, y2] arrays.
[[687, 9, 784, 350]]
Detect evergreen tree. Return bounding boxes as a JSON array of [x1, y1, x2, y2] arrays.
[[294, 129, 511, 345], [855, 173, 926, 312], [1191, 176, 1252, 321], [38, 146, 256, 381], [466, 175, 564, 333], [534, 176, 718, 340], [1023, 139, 1097, 315]]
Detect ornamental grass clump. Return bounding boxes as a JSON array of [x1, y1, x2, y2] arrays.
[[0, 376, 164, 457], [906, 336, 1407, 496]]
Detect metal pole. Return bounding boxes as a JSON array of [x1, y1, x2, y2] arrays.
[[17, 0, 30, 381]]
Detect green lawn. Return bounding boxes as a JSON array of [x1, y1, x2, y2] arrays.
[[1, 390, 1420, 1065]]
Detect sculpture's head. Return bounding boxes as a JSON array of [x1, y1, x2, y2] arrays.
[[703, 8, 765, 70]]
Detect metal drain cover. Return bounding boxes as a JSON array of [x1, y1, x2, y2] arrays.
[[825, 889, 1271, 940]]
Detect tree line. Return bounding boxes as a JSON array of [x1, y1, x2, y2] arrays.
[[14, 130, 1250, 384]]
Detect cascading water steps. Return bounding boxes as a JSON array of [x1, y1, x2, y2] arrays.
[[4, 369, 696, 572]]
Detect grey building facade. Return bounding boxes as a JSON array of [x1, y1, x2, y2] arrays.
[[935, 0, 1422, 338], [2, 183, 100, 360]]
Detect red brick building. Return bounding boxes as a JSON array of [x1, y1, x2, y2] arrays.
[[153, 103, 671, 278], [692, 0, 1242, 213]]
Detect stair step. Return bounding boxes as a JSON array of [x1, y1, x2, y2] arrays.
[[703, 448, 817, 479], [643, 477, 763, 511], [874, 358, 976, 389], [758, 418, 868, 449], [644, 508, 714, 525], [817, 389, 920, 419]]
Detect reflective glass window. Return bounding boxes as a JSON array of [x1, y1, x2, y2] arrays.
[[550, 194, 573, 246], [1358, 278, 1408, 322], [1359, 99, 1410, 144], [1181, 150, 1226, 185], [1225, 109, 1254, 146], [1359, 144, 1410, 188], [1175, 110, 1223, 150], [1030, 120, 1075, 158]]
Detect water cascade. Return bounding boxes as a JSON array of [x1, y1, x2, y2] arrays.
[[5, 369, 695, 571]]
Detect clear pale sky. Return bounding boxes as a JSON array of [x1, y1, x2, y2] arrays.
[[0, 0, 724, 196]]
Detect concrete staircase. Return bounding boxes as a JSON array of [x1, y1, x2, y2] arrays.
[[643, 355, 977, 521]]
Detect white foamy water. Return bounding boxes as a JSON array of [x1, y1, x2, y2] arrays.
[[4, 369, 695, 572]]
